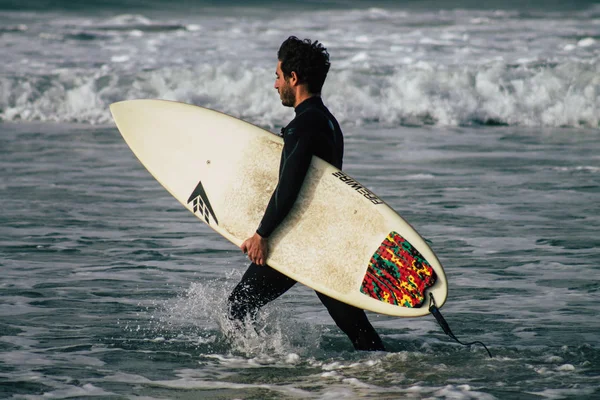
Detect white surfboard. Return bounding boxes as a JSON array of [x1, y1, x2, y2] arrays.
[[110, 99, 447, 317]]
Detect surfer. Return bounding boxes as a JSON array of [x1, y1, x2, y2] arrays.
[[228, 36, 385, 351]]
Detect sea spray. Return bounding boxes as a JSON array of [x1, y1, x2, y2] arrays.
[[143, 277, 321, 357]]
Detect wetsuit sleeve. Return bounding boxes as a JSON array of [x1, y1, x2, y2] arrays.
[[256, 129, 312, 238]]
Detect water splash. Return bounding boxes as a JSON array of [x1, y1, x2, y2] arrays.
[[143, 279, 321, 357]]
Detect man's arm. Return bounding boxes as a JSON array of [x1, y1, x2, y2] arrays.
[[241, 129, 313, 265]]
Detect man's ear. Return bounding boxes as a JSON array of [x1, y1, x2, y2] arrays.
[[289, 71, 299, 86]]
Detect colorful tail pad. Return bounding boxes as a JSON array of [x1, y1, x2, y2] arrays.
[[360, 231, 437, 308]]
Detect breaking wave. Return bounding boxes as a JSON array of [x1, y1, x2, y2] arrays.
[[1, 60, 598, 128]]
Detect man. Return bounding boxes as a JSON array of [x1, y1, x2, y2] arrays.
[[227, 36, 385, 351]]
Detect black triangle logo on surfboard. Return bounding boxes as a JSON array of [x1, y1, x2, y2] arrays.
[[187, 181, 219, 226]]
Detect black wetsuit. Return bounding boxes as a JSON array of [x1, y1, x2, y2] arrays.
[[228, 97, 385, 351]]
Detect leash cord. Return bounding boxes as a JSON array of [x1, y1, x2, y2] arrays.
[[428, 293, 493, 358]]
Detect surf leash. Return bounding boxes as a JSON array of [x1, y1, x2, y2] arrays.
[[428, 293, 493, 358]]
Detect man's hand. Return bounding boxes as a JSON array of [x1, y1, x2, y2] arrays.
[[241, 232, 268, 266]]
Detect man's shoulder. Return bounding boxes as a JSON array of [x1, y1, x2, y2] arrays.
[[290, 106, 335, 132]]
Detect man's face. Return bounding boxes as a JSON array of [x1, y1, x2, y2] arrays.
[[274, 61, 295, 107]]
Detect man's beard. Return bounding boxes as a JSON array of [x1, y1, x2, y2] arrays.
[[279, 83, 295, 107]]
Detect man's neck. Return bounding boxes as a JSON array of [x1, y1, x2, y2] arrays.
[[293, 83, 319, 108], [294, 93, 318, 109]]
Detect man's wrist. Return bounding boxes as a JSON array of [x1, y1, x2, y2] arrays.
[[256, 229, 268, 239]]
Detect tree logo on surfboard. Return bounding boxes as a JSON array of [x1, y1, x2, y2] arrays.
[[187, 181, 219, 226]]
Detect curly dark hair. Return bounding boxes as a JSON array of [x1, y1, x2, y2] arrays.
[[277, 36, 331, 95]]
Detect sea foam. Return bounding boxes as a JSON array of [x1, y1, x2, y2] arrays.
[[0, 60, 597, 128]]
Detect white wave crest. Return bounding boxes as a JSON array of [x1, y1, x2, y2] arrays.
[[328, 61, 599, 128], [1, 61, 598, 128]]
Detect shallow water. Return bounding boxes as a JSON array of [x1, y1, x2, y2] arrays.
[[1, 122, 599, 399]]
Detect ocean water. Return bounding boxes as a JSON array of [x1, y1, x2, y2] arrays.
[[1, 1, 599, 399]]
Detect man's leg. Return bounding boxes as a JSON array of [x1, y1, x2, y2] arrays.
[[228, 263, 297, 322], [316, 292, 386, 351]]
